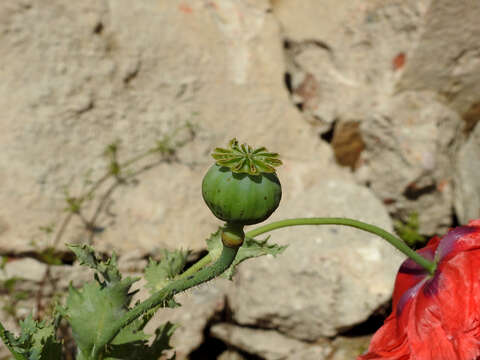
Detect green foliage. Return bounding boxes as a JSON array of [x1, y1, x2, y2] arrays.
[[60, 244, 178, 360], [105, 321, 177, 360], [38, 224, 54, 235], [206, 229, 287, 280], [103, 139, 122, 177], [0, 256, 7, 270], [64, 279, 138, 359], [68, 244, 122, 286], [153, 120, 197, 158], [394, 212, 427, 248], [62, 245, 139, 358], [2, 277, 19, 294], [0, 315, 61, 360], [64, 195, 83, 214], [145, 249, 189, 294]]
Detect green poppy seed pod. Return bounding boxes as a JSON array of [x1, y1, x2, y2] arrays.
[[202, 139, 282, 226]]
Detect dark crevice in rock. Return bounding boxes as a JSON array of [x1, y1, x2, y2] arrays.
[[462, 101, 480, 135], [282, 40, 301, 113], [93, 21, 104, 35], [189, 334, 227, 359], [282, 36, 354, 166], [190, 296, 228, 359], [1, 250, 76, 266], [190, 297, 263, 360], [283, 72, 293, 95], [402, 183, 437, 200], [320, 121, 336, 143], [283, 71, 304, 112], [282, 40, 303, 113], [338, 301, 392, 337], [123, 62, 141, 85], [300, 39, 332, 52], [192, 297, 271, 359], [75, 99, 94, 115], [451, 209, 461, 228], [284, 37, 332, 52], [237, 350, 263, 359]]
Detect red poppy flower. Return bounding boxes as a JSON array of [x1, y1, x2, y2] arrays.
[[359, 219, 480, 360]]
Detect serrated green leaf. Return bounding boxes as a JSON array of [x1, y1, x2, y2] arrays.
[[110, 310, 154, 346], [206, 230, 223, 259], [67, 243, 121, 286], [65, 277, 138, 358], [105, 321, 178, 360], [144, 249, 189, 294], [205, 228, 286, 280], [0, 322, 28, 360], [147, 322, 177, 359], [0, 316, 61, 360], [222, 235, 286, 279], [18, 315, 36, 344], [65, 244, 180, 358]]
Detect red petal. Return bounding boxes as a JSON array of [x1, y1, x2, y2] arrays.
[[358, 312, 411, 359], [360, 225, 480, 359], [406, 251, 480, 359]]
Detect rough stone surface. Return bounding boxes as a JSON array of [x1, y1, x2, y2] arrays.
[[0, 258, 50, 347], [357, 91, 463, 234], [218, 349, 247, 360], [0, 258, 47, 283], [0, 0, 328, 256], [211, 323, 331, 360], [275, 0, 480, 234], [454, 123, 480, 224], [329, 336, 372, 360], [395, 0, 480, 116], [227, 180, 404, 341], [276, 0, 429, 129]]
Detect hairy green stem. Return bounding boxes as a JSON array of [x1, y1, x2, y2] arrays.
[[178, 253, 213, 280], [247, 217, 436, 275], [180, 217, 435, 289], [93, 245, 238, 359]]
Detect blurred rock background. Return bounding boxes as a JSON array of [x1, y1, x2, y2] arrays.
[[0, 0, 479, 359]]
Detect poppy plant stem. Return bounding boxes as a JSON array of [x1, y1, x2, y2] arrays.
[[92, 244, 239, 359], [246, 217, 436, 275]]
